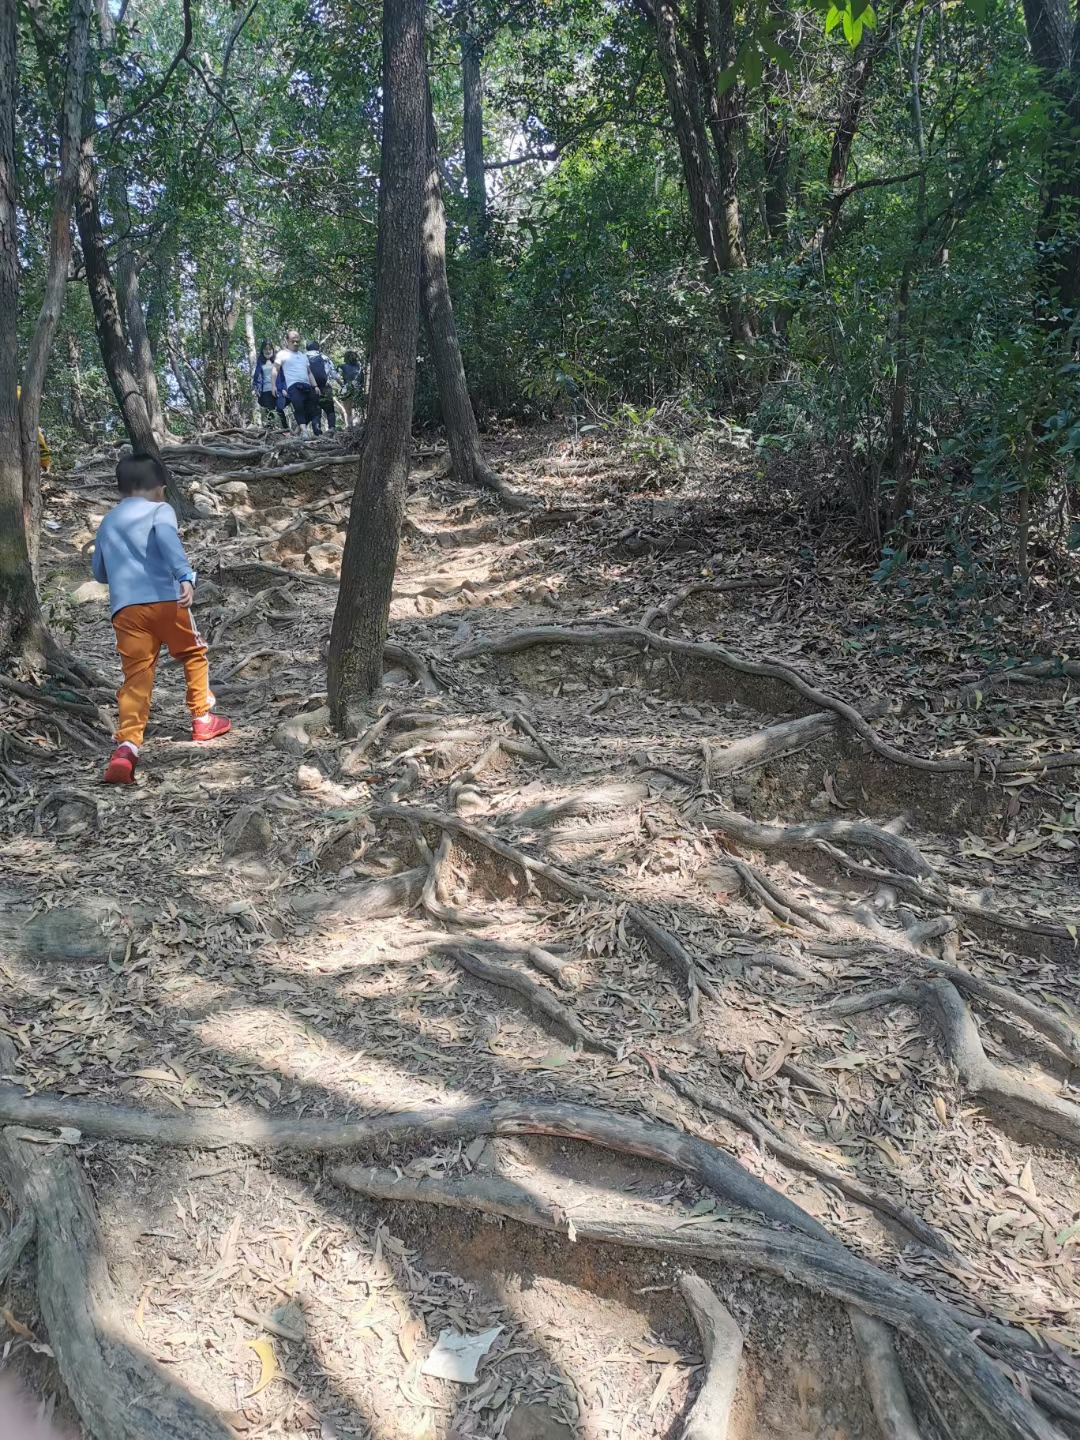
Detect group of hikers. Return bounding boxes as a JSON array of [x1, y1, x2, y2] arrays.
[[252, 331, 364, 437]]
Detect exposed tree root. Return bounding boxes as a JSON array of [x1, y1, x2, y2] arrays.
[[32, 788, 102, 837], [446, 946, 595, 1046], [382, 641, 443, 694], [813, 938, 1080, 1070], [207, 454, 357, 484], [708, 807, 935, 878], [328, 1165, 1062, 1440], [0, 1207, 34, 1286], [641, 578, 779, 631], [512, 710, 563, 768], [830, 979, 1080, 1148], [676, 1272, 744, 1439], [708, 712, 839, 778], [289, 866, 426, 919], [849, 1309, 926, 1440], [374, 803, 720, 1001], [445, 945, 950, 1252], [418, 834, 491, 925], [0, 673, 106, 726], [0, 1128, 232, 1439], [728, 858, 835, 931], [454, 624, 1080, 776], [510, 780, 646, 829], [214, 559, 339, 589], [810, 841, 1078, 948]]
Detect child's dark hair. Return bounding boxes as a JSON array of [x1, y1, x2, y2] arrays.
[[117, 453, 170, 496], [343, 349, 359, 365], [260, 338, 275, 355]]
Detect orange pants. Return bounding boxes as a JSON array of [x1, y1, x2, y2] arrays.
[[112, 601, 212, 746]]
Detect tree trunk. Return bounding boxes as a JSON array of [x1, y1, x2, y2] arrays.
[[113, 201, 168, 442], [94, 0, 168, 442], [66, 333, 94, 441], [0, 0, 49, 665], [75, 138, 190, 515], [460, 11, 488, 255], [243, 300, 260, 423], [420, 81, 523, 509], [327, 0, 427, 727], [19, 0, 94, 576], [1020, 0, 1080, 317], [642, 0, 725, 275]]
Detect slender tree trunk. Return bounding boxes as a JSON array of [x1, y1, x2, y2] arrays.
[[75, 138, 191, 515], [1020, 0, 1080, 316], [0, 0, 49, 665], [327, 0, 427, 727], [640, 0, 725, 274], [460, 9, 488, 255], [420, 81, 523, 509], [94, 0, 168, 441], [19, 0, 94, 577], [243, 300, 260, 423], [66, 333, 94, 441], [113, 199, 168, 442]]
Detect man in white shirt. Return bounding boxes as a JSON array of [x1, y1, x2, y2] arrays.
[[272, 331, 320, 436]]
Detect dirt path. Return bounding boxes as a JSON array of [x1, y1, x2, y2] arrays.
[[1, 427, 1079, 1440]]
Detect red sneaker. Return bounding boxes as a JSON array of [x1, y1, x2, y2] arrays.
[[104, 745, 137, 784], [192, 713, 232, 742]]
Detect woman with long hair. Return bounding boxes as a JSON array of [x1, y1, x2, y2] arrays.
[[252, 339, 287, 430]]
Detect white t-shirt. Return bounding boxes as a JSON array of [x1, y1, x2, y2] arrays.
[[275, 348, 313, 388]]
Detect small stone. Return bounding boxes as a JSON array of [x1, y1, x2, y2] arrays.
[[296, 764, 324, 792], [215, 480, 250, 502], [680, 705, 703, 722], [69, 579, 110, 605], [504, 1405, 575, 1440], [306, 540, 344, 576], [192, 492, 220, 517], [222, 805, 272, 857]]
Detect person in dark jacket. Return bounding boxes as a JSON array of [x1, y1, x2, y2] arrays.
[[305, 340, 337, 434], [339, 349, 364, 431], [252, 340, 288, 430]]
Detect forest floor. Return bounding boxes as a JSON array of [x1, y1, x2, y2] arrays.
[[1, 421, 1080, 1440]]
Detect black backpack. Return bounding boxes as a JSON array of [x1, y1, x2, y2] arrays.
[[308, 352, 328, 390]]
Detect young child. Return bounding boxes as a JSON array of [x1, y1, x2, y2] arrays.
[[91, 453, 231, 784]]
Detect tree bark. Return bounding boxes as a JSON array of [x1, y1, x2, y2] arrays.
[[20, 0, 94, 576], [75, 138, 190, 515], [113, 197, 168, 442], [66, 333, 94, 441], [460, 9, 488, 254], [0, 0, 50, 665], [1020, 0, 1080, 316], [327, 0, 427, 726], [420, 82, 525, 509], [640, 0, 726, 275]]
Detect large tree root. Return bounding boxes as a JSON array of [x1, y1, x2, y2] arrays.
[[676, 1273, 744, 1439], [849, 1309, 926, 1440], [289, 866, 426, 918], [0, 1206, 34, 1285], [0, 1095, 832, 1240], [446, 945, 952, 1253], [328, 1165, 1063, 1440], [832, 979, 1080, 1148], [0, 1128, 232, 1440], [454, 624, 1080, 777], [708, 807, 935, 878]]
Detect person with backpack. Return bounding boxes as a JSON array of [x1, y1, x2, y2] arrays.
[[305, 340, 337, 434], [252, 340, 288, 430], [271, 331, 319, 436], [339, 350, 364, 431]]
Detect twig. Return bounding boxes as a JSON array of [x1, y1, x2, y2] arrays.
[[641, 578, 779, 631]]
